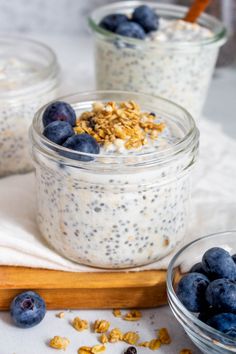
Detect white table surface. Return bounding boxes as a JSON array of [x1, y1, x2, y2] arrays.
[[0, 33, 235, 354]]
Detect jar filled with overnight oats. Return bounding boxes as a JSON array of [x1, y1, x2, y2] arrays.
[[0, 36, 60, 177], [30, 91, 199, 269], [89, 2, 227, 122]]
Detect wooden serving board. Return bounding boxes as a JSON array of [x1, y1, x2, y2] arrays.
[[0, 266, 167, 310]]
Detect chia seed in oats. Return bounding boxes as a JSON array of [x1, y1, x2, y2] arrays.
[[30, 91, 199, 269]]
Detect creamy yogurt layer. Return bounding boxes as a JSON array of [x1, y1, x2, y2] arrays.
[[149, 18, 213, 42], [31, 95, 198, 269]]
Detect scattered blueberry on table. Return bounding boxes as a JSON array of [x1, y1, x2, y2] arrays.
[[124, 346, 137, 354], [99, 5, 158, 39], [10, 291, 46, 328], [176, 246, 236, 340]]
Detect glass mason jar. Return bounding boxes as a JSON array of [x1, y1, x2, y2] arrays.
[[30, 91, 199, 269], [0, 36, 60, 177], [89, 1, 227, 122]]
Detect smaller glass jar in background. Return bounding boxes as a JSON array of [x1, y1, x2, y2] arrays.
[[0, 36, 60, 177], [30, 90, 199, 269], [89, 2, 227, 122]]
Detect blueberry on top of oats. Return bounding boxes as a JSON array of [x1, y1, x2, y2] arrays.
[[116, 21, 146, 39], [43, 101, 76, 127], [43, 120, 74, 145], [62, 133, 100, 162], [99, 13, 129, 32], [132, 5, 159, 33]]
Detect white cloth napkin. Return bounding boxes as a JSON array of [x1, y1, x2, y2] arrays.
[[0, 119, 235, 272]]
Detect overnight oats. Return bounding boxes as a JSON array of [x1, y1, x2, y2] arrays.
[[0, 36, 59, 177], [89, 2, 227, 121], [30, 91, 199, 269]]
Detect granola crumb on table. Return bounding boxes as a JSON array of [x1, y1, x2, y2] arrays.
[[72, 316, 89, 331], [159, 327, 171, 344], [139, 341, 150, 347], [180, 349, 192, 354], [123, 331, 140, 345], [55, 312, 65, 319], [94, 319, 110, 333], [112, 309, 122, 317], [78, 345, 106, 354], [49, 336, 70, 350], [99, 333, 108, 344], [109, 327, 123, 342], [148, 338, 162, 350], [123, 310, 142, 321]]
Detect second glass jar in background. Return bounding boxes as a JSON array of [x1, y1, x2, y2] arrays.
[[89, 1, 227, 122], [30, 91, 199, 269], [0, 36, 60, 177]]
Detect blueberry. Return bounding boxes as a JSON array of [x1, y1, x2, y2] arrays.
[[176, 272, 209, 312], [10, 291, 46, 328], [42, 101, 76, 127], [124, 347, 137, 354], [116, 21, 146, 40], [205, 278, 236, 313], [43, 121, 74, 145], [62, 133, 100, 162], [99, 14, 128, 32], [232, 254, 236, 264], [202, 247, 236, 280], [190, 262, 207, 276], [207, 313, 236, 333], [132, 5, 159, 33], [198, 308, 220, 323]]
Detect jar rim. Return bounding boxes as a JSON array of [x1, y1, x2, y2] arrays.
[[0, 35, 59, 98], [30, 90, 199, 172], [88, 1, 227, 50]]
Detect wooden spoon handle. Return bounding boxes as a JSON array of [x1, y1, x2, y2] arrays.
[[184, 0, 212, 23]]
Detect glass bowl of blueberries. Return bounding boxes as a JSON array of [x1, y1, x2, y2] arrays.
[[167, 231, 236, 354]]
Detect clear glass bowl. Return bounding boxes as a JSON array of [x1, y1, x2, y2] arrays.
[[30, 90, 199, 269], [89, 1, 227, 122], [167, 231, 236, 354]]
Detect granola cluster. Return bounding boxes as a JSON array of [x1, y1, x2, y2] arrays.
[[138, 327, 171, 350], [94, 319, 110, 333], [78, 344, 106, 354], [74, 101, 165, 150], [49, 336, 70, 350], [73, 316, 89, 331]]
